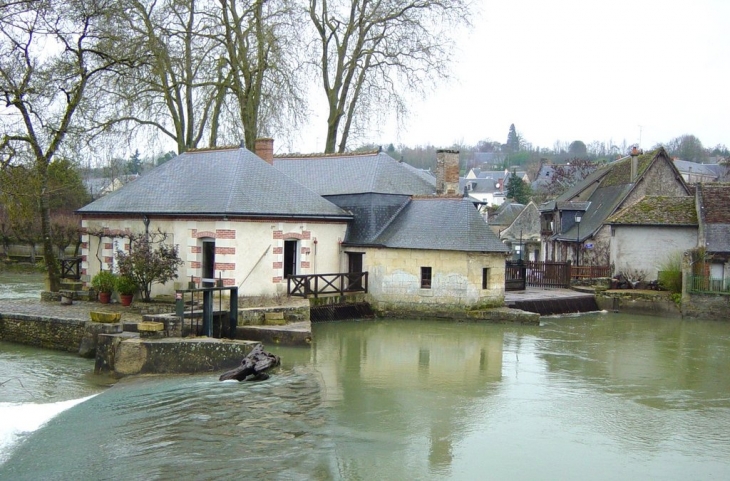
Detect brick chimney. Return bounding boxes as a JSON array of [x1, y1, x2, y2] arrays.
[[255, 138, 274, 164], [436, 149, 460, 195]]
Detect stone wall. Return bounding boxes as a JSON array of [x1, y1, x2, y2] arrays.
[[595, 291, 681, 318], [96, 335, 259, 377], [0, 313, 88, 352], [682, 292, 730, 320]]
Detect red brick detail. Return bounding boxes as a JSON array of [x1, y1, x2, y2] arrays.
[[190, 261, 201, 269], [194, 230, 216, 239], [104, 256, 113, 264], [193, 277, 201, 284], [81, 255, 87, 262], [273, 230, 283, 239], [81, 268, 87, 276], [222, 278, 236, 286], [215, 247, 236, 255], [302, 231, 311, 240], [215, 229, 236, 239], [81, 242, 88, 249], [214, 262, 235, 271], [272, 276, 283, 283], [190, 246, 202, 253], [283, 232, 303, 240], [104, 242, 113, 249], [123, 244, 130, 251], [301, 261, 310, 269], [273, 262, 283, 269], [301, 247, 311, 255]]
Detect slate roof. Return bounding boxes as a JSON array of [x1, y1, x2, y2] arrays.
[[673, 160, 719, 179], [697, 183, 730, 253], [606, 196, 698, 226], [460, 177, 502, 194], [77, 147, 350, 219], [489, 202, 525, 227], [273, 152, 436, 196], [500, 202, 541, 242], [325, 193, 410, 245], [368, 198, 509, 252]]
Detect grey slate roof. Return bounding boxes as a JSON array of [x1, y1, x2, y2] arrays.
[[273, 152, 436, 196], [370, 198, 509, 252], [78, 147, 350, 219], [489, 202, 525, 226], [326, 193, 410, 245], [500, 202, 541, 242]]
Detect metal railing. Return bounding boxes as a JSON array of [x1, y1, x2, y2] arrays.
[[288, 272, 368, 298], [689, 275, 730, 294]]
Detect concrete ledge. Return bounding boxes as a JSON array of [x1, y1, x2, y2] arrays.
[[137, 321, 165, 331], [96, 335, 260, 377]]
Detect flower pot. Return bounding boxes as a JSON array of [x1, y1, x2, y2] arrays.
[[99, 292, 112, 304], [120, 294, 133, 307]]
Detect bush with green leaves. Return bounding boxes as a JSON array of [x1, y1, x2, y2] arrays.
[[91, 270, 116, 294], [116, 237, 183, 302], [115, 275, 138, 296]]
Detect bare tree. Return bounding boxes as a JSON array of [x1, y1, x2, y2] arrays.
[[217, 0, 307, 150], [308, 0, 471, 153], [0, 0, 130, 290]]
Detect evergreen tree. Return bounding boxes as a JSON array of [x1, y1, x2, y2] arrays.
[[506, 170, 531, 204], [506, 124, 521, 153]]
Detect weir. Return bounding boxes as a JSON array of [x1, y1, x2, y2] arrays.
[[504, 288, 599, 316]]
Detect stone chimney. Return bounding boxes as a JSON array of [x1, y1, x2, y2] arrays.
[[436, 149, 460, 195], [255, 138, 274, 164], [630, 145, 640, 182]]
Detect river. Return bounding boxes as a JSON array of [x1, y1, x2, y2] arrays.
[[1, 274, 730, 479]]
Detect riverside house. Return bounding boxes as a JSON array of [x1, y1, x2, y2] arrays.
[[77, 141, 510, 313]]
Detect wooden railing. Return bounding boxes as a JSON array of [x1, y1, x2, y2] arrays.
[[60, 257, 82, 280], [288, 272, 368, 298], [571, 265, 611, 280]]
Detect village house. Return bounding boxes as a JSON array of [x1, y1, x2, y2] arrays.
[[606, 196, 698, 279], [695, 183, 730, 287], [539, 147, 691, 271], [77, 141, 509, 312], [499, 201, 541, 262]]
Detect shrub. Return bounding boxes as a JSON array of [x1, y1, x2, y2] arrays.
[[116, 237, 183, 302], [115, 275, 138, 296], [91, 270, 116, 294], [657, 251, 683, 293]]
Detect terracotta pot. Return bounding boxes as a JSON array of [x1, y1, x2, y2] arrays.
[[99, 292, 111, 304], [120, 294, 133, 307]]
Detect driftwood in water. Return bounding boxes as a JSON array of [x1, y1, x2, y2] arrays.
[[219, 344, 281, 381]]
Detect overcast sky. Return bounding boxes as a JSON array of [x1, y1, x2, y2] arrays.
[[292, 0, 729, 154]]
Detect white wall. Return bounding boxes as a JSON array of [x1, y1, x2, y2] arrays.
[[81, 216, 348, 299], [610, 226, 697, 279]]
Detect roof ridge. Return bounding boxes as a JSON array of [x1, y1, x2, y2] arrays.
[[275, 150, 379, 159], [186, 146, 241, 153]]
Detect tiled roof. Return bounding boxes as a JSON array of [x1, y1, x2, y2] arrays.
[[698, 183, 730, 252], [607, 196, 698, 225], [77, 147, 350, 219], [489, 202, 525, 226], [273, 152, 436, 196], [371, 198, 510, 252]]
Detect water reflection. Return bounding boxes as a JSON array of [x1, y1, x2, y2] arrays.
[[2, 315, 730, 480]]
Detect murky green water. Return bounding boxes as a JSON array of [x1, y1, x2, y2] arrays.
[[0, 271, 45, 300], [2, 314, 730, 480]]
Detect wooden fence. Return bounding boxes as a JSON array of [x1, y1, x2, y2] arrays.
[[288, 272, 368, 298], [571, 265, 611, 280], [506, 261, 572, 289]]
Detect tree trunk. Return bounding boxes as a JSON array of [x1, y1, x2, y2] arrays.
[[40, 190, 60, 292], [219, 344, 280, 381]]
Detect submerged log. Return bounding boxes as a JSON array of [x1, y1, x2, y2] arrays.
[[219, 344, 281, 382]]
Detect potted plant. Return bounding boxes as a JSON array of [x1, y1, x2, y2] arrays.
[[115, 275, 137, 307], [91, 270, 116, 304]]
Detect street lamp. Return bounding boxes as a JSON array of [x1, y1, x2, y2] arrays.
[[575, 213, 582, 266]]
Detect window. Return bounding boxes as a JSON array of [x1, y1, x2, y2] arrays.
[[284, 240, 298, 278], [202, 239, 215, 287], [482, 268, 490, 289], [421, 266, 432, 289]]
